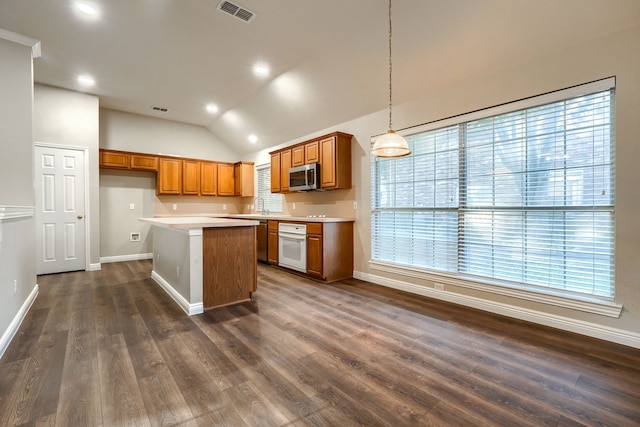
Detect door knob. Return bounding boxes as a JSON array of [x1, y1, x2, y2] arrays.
[[77, 215, 84, 219]]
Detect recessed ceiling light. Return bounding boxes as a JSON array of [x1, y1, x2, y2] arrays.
[[77, 75, 95, 86], [76, 2, 97, 15], [206, 103, 219, 114], [248, 134, 258, 144], [253, 64, 269, 77]]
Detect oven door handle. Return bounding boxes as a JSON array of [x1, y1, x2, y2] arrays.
[[278, 232, 306, 240]]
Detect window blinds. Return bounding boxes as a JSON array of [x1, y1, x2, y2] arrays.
[[371, 83, 614, 298], [256, 165, 283, 213]]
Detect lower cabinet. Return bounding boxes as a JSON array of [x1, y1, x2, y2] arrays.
[[305, 222, 353, 283], [267, 220, 279, 265]]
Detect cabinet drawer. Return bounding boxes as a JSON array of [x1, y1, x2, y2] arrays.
[[130, 154, 157, 171], [268, 220, 279, 231], [306, 223, 322, 235]]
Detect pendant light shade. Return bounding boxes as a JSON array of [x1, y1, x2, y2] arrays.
[[371, 130, 411, 158], [371, 0, 411, 158]]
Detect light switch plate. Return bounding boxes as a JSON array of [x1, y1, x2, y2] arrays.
[[129, 203, 135, 210]]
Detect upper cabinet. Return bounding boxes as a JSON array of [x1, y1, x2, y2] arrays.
[[182, 160, 200, 195], [320, 133, 352, 190], [200, 161, 218, 196], [217, 163, 235, 196], [270, 152, 281, 193], [280, 149, 292, 193], [234, 161, 255, 197], [269, 131, 352, 193], [157, 157, 182, 195], [99, 149, 254, 197]]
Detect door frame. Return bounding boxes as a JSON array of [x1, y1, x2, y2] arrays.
[[34, 142, 91, 272]]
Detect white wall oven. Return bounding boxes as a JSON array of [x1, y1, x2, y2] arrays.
[[278, 223, 307, 272]]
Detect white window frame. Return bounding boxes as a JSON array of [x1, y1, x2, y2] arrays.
[[370, 78, 622, 317], [256, 163, 283, 213]]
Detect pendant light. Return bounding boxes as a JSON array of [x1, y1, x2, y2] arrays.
[[371, 0, 411, 158]]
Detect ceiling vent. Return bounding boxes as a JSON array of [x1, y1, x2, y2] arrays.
[[151, 106, 169, 112], [217, 1, 256, 23]]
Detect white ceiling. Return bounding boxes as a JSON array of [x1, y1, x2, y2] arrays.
[[2, 0, 639, 154]]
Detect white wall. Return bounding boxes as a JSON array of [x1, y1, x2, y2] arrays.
[[33, 84, 101, 268], [247, 25, 640, 346], [0, 32, 38, 358]]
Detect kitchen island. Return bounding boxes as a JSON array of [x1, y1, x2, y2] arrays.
[[140, 217, 259, 315]]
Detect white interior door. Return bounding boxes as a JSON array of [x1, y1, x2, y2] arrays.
[[35, 145, 86, 274]]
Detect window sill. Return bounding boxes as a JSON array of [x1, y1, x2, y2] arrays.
[[368, 260, 622, 318]]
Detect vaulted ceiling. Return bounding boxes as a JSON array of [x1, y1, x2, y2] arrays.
[[2, 0, 639, 154]]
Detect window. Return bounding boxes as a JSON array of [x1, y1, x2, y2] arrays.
[[256, 164, 282, 213], [371, 79, 615, 300]]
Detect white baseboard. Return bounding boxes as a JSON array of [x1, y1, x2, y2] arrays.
[[88, 263, 101, 271], [0, 284, 39, 360], [100, 253, 153, 264], [151, 270, 203, 316], [353, 270, 640, 349]]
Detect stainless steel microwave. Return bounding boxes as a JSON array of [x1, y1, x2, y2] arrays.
[[289, 163, 320, 191]]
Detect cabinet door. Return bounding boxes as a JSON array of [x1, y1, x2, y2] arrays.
[[292, 146, 305, 167], [320, 136, 336, 188], [100, 150, 129, 169], [270, 153, 281, 193], [268, 229, 279, 265], [157, 158, 182, 195], [280, 149, 291, 192], [182, 160, 200, 195], [130, 154, 158, 171], [217, 163, 235, 196], [234, 162, 254, 197], [306, 233, 323, 278], [305, 141, 319, 164], [200, 162, 217, 196]]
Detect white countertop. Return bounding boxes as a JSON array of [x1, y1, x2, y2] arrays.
[[140, 216, 259, 229], [153, 213, 355, 223], [226, 214, 355, 223]]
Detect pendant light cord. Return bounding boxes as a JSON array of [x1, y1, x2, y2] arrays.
[[388, 0, 393, 131]]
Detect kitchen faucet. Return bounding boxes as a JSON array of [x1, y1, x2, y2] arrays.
[[254, 197, 269, 215]]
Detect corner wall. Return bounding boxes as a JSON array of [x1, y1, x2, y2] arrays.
[[0, 32, 38, 358]]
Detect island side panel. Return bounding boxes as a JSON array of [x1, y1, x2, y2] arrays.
[[202, 226, 257, 309]]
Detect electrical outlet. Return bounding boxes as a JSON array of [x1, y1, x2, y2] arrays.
[[129, 203, 135, 210], [130, 232, 141, 242], [293, 203, 296, 210], [434, 283, 445, 291], [176, 266, 180, 277], [173, 203, 177, 210], [14, 279, 17, 295], [353, 201, 357, 210], [157, 253, 160, 262], [223, 204, 227, 210]]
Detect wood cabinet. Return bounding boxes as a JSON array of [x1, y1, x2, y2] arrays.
[[269, 131, 352, 193], [320, 133, 352, 190], [200, 161, 217, 196], [100, 150, 129, 169], [99, 148, 253, 197], [305, 221, 353, 282], [280, 149, 292, 192], [157, 157, 182, 195], [292, 145, 305, 167], [270, 152, 281, 193], [217, 163, 235, 196], [130, 154, 158, 171], [305, 141, 319, 164], [306, 223, 323, 278], [234, 161, 254, 197], [267, 220, 279, 265], [182, 160, 200, 195]]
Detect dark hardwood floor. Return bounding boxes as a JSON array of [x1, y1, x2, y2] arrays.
[[1, 260, 639, 426]]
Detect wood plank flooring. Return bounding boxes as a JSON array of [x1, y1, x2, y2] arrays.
[[1, 260, 639, 426]]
